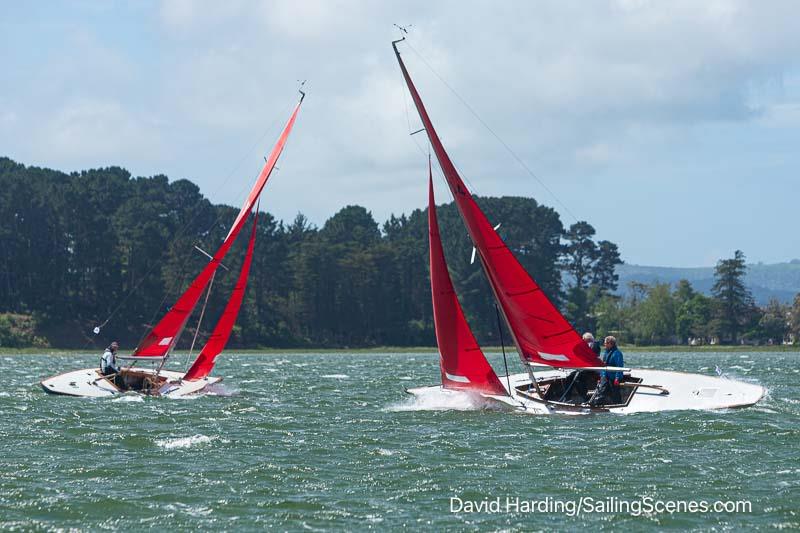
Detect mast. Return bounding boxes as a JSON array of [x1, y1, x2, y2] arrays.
[[184, 210, 260, 381], [131, 95, 304, 360], [394, 40, 601, 372], [428, 164, 507, 396]]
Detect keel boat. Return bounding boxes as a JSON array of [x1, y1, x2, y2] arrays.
[[41, 94, 304, 398], [394, 40, 764, 414]]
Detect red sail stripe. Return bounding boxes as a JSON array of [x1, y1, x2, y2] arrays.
[[429, 169, 507, 395], [133, 101, 302, 358], [183, 212, 258, 381], [396, 45, 601, 369]]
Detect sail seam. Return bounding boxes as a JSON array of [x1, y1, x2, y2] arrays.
[[543, 328, 574, 340], [506, 288, 540, 297]]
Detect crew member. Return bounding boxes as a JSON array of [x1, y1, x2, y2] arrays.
[[558, 333, 603, 404], [589, 336, 624, 406], [100, 341, 123, 388], [582, 332, 602, 355]]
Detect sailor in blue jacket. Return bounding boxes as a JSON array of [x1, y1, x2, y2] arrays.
[[589, 336, 624, 406]]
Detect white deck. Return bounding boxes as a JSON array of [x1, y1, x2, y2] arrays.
[[406, 368, 766, 414], [40, 367, 221, 398]]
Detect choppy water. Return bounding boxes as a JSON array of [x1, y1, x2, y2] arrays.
[[1, 351, 798, 530]]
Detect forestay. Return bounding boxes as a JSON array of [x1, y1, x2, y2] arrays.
[[183, 211, 259, 381], [132, 101, 303, 359], [395, 42, 601, 369]]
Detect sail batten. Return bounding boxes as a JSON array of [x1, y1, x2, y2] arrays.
[[395, 44, 601, 369]]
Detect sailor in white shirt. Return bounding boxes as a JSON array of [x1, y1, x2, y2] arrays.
[[100, 341, 122, 386]]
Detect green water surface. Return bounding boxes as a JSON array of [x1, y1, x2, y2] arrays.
[[0, 351, 797, 531]]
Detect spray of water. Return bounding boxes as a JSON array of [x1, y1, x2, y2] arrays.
[[385, 387, 506, 412]]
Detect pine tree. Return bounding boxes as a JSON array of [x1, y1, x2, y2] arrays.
[[758, 299, 789, 344], [561, 221, 598, 289], [789, 293, 800, 343], [711, 250, 754, 343], [592, 240, 622, 292]]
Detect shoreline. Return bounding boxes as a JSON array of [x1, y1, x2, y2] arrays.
[[2, 345, 799, 355]]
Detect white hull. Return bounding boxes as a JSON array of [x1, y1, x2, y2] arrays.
[[406, 368, 765, 415], [40, 367, 221, 398]]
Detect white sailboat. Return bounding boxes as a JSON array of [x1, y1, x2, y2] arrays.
[[394, 40, 765, 414], [41, 94, 304, 398]]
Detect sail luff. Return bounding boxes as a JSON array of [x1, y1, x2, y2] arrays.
[[132, 99, 303, 358], [226, 101, 302, 240], [394, 43, 601, 368], [133, 211, 253, 358], [183, 211, 259, 381], [429, 168, 507, 395]]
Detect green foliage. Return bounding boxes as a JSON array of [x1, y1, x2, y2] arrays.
[[791, 294, 800, 342], [756, 299, 789, 343], [0, 313, 48, 348], [600, 283, 678, 345], [561, 222, 623, 332], [593, 240, 622, 292], [673, 279, 696, 306], [0, 158, 581, 348], [2, 157, 788, 349], [594, 294, 624, 341], [562, 221, 598, 290], [632, 283, 677, 345], [676, 292, 712, 342], [711, 250, 755, 343], [588, 275, 785, 346]]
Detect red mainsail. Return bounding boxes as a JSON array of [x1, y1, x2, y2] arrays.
[[184, 212, 258, 381], [395, 43, 601, 369], [133, 100, 303, 358], [428, 169, 507, 395]]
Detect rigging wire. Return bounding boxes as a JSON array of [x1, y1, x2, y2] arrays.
[[403, 39, 580, 224], [495, 303, 513, 397], [181, 198, 261, 374], [396, 53, 483, 198], [185, 270, 216, 367], [419, 107, 531, 384], [92, 96, 295, 344]]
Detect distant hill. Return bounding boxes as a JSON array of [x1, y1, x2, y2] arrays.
[[616, 260, 800, 305]]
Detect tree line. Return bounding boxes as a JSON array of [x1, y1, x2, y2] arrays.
[[591, 251, 800, 346], [1, 157, 798, 349]]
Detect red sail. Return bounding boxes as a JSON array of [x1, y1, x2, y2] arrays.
[[225, 101, 302, 241], [429, 170, 507, 395], [133, 100, 302, 358], [395, 44, 601, 368], [184, 212, 258, 381]]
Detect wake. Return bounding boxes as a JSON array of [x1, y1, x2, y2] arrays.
[[155, 434, 216, 449], [385, 387, 502, 412], [165, 382, 239, 399]]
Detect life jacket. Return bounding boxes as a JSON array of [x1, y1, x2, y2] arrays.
[[100, 349, 118, 374]]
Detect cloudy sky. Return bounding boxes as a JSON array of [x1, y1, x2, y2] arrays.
[[2, 1, 799, 267]]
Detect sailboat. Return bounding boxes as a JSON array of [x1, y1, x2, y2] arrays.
[[40, 94, 304, 398], [394, 40, 765, 413]]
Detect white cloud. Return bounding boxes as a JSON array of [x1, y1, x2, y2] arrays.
[[3, 0, 800, 265], [158, 0, 248, 33], [43, 99, 163, 164], [256, 0, 366, 41]]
